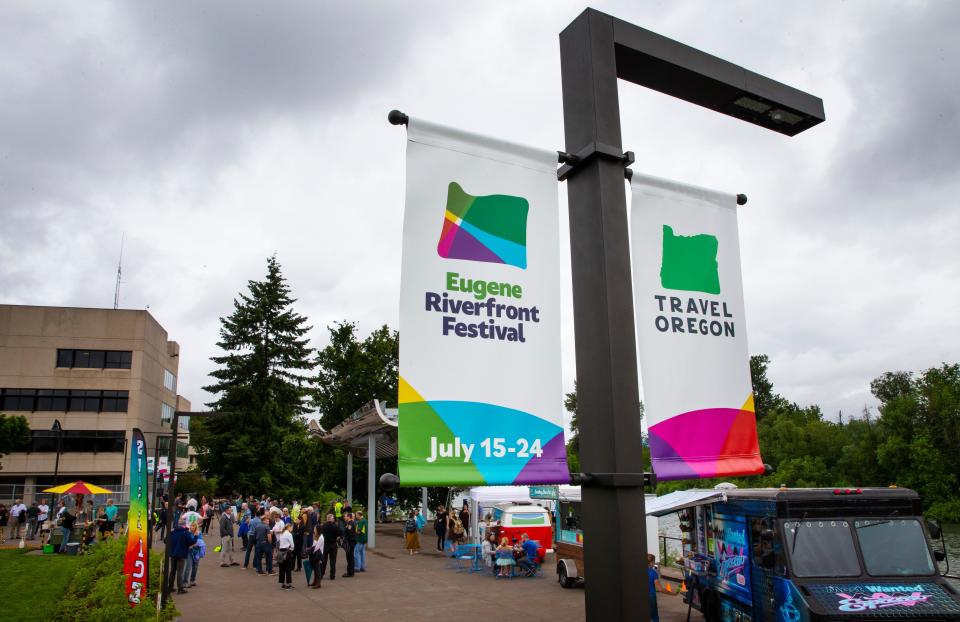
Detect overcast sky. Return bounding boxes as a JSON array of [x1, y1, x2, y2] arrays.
[[2, 1, 958, 427]]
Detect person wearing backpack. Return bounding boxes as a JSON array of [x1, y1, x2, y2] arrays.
[[403, 509, 420, 555], [447, 510, 465, 551], [433, 505, 448, 551]]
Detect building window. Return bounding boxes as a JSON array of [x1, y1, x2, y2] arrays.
[[163, 369, 176, 392], [161, 402, 175, 425], [0, 388, 128, 412], [56, 349, 132, 369], [36, 389, 69, 411], [105, 351, 132, 369], [179, 416, 189, 431], [100, 390, 129, 412], [27, 430, 125, 453], [157, 436, 189, 459]]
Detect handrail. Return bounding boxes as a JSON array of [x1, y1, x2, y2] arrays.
[[659, 534, 685, 568]]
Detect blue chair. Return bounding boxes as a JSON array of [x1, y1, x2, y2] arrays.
[[453, 544, 479, 572], [494, 549, 516, 579]]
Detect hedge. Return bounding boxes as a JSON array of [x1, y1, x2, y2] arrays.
[[51, 538, 178, 621]]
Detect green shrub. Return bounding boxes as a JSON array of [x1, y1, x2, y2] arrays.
[[926, 498, 960, 524], [51, 538, 178, 621]]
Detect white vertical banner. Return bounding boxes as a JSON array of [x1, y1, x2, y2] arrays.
[[397, 117, 569, 486], [630, 172, 763, 481]]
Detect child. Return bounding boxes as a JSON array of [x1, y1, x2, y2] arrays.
[[648, 553, 665, 622], [495, 537, 515, 577]]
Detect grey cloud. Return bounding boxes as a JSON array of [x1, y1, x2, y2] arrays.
[[0, 0, 451, 214], [831, 3, 960, 208]]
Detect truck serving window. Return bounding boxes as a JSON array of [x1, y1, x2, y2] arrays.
[[854, 519, 936, 577], [784, 520, 860, 578]]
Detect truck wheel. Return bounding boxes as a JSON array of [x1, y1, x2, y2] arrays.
[[557, 562, 574, 588]]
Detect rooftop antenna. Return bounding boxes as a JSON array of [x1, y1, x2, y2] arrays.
[[113, 234, 124, 310]]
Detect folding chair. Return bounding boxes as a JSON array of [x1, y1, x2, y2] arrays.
[[453, 544, 477, 573]]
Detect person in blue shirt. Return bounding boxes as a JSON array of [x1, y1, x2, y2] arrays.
[[103, 499, 118, 539], [244, 510, 263, 570], [167, 518, 197, 594], [517, 533, 541, 576], [648, 553, 665, 622]]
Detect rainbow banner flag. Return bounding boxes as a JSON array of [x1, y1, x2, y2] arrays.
[[630, 173, 764, 481], [124, 428, 148, 607], [397, 117, 568, 486]]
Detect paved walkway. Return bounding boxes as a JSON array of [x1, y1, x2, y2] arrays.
[[174, 523, 698, 621]]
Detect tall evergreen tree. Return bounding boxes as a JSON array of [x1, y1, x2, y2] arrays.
[[191, 256, 316, 495]]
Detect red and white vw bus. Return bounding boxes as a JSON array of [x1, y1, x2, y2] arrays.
[[491, 503, 553, 550]]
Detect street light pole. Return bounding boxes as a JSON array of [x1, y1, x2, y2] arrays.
[[160, 411, 223, 609], [159, 412, 179, 608], [147, 432, 171, 554], [51, 419, 62, 508], [558, 9, 823, 621]]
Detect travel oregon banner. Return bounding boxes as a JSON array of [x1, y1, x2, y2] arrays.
[[397, 117, 567, 486], [630, 173, 763, 481], [124, 428, 148, 607]]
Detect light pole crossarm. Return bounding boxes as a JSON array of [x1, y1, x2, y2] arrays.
[[608, 11, 824, 136]]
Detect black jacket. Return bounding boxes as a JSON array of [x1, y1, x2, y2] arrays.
[[342, 520, 356, 544], [320, 521, 340, 552]]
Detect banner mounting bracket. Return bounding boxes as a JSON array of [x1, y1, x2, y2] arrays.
[[557, 144, 634, 181], [574, 472, 650, 488]]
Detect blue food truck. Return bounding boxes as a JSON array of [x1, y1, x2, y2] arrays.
[[647, 487, 959, 621]]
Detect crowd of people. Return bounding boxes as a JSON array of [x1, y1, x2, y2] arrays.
[[0, 496, 120, 551], [159, 495, 369, 594]]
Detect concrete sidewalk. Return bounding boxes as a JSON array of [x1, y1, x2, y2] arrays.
[[174, 524, 698, 621]]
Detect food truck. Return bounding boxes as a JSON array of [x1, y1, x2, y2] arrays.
[[491, 503, 554, 550], [646, 487, 959, 622], [554, 486, 659, 588]]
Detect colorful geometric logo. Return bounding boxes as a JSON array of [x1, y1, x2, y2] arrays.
[[437, 182, 528, 269], [660, 225, 720, 294], [648, 393, 764, 481]]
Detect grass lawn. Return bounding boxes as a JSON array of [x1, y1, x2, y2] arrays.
[[0, 548, 77, 621]]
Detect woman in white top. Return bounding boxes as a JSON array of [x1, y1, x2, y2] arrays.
[[277, 523, 295, 589], [481, 532, 497, 570]]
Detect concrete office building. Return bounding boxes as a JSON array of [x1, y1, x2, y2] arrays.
[[0, 305, 193, 503]]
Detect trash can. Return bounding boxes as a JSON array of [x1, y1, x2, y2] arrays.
[[43, 544, 54, 554]]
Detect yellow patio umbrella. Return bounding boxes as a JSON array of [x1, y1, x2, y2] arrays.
[[42, 480, 113, 495]]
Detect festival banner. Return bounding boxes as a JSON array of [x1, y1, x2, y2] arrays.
[[124, 428, 148, 607], [397, 117, 567, 486], [630, 173, 763, 481]]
